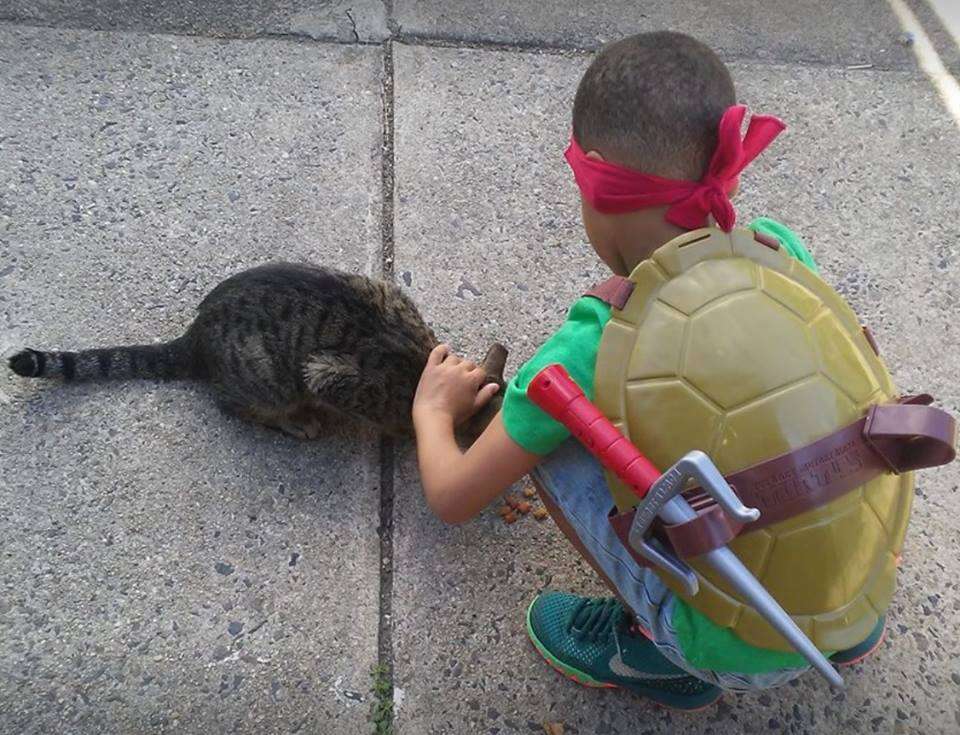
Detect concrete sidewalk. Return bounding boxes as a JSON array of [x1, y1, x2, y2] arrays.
[[2, 3, 959, 734]]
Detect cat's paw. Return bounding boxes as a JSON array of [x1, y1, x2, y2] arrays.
[[279, 416, 326, 440]]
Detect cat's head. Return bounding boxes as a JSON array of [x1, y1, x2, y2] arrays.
[[457, 342, 508, 445]]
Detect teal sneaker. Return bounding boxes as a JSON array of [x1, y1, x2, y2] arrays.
[[526, 591, 721, 711], [831, 616, 886, 667]]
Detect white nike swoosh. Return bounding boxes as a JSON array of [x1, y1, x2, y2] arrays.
[[608, 652, 684, 680]]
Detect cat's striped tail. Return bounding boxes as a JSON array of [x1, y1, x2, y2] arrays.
[[7, 337, 199, 382]]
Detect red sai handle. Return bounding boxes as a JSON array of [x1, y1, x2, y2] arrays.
[[527, 364, 661, 499]]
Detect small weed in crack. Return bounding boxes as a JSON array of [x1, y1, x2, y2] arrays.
[[369, 663, 393, 735]]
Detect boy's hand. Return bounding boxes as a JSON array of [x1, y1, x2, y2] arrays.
[[413, 344, 500, 428]]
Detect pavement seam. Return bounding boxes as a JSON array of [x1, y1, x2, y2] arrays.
[[389, 34, 930, 73], [392, 32, 594, 57], [376, 434, 395, 730], [376, 26, 397, 734], [0, 17, 383, 46], [381, 42, 396, 282], [0, 19, 929, 74]]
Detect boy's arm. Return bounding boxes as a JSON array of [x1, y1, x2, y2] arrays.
[[413, 344, 542, 524], [415, 412, 541, 524]]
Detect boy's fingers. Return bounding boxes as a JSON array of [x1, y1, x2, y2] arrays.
[[473, 382, 500, 409], [428, 344, 450, 365], [468, 367, 487, 387]]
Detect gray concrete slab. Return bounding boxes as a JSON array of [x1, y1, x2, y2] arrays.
[[2, 1, 388, 43], [391, 42, 960, 734], [393, 0, 916, 69], [0, 25, 384, 734]]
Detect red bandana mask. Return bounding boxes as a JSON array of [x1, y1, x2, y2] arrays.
[[564, 105, 786, 232]]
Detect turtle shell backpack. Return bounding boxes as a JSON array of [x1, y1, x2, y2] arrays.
[[590, 225, 955, 652]]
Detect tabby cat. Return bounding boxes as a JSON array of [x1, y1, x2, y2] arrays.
[[8, 263, 507, 441]]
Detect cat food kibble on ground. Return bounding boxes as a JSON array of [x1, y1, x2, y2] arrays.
[[498, 491, 548, 524]]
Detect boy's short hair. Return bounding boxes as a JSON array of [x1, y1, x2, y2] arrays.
[[573, 32, 736, 181]]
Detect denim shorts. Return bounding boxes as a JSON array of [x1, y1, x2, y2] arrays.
[[532, 438, 809, 691]]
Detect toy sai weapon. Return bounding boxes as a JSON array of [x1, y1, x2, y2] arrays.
[[528, 364, 843, 688]]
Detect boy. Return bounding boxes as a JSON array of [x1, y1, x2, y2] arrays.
[[411, 32, 881, 709]]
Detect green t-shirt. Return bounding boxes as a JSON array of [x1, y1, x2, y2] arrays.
[[502, 218, 822, 673]]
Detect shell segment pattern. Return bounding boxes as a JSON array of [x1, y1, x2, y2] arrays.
[[594, 227, 910, 651]]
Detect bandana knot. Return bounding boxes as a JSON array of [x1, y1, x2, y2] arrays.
[[565, 105, 786, 232]]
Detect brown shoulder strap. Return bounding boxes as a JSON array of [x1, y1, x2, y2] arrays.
[[586, 276, 635, 310], [864, 398, 956, 472], [610, 398, 957, 563]]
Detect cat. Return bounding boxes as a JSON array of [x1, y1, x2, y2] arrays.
[[8, 262, 508, 441]]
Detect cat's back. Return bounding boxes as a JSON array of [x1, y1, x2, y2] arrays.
[[191, 262, 434, 356], [197, 262, 362, 312]]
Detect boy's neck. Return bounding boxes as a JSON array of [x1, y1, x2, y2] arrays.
[[616, 207, 690, 274]]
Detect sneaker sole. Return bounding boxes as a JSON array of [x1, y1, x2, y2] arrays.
[[524, 598, 721, 712], [832, 622, 887, 667]]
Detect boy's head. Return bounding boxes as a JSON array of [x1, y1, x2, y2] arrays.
[[573, 31, 735, 179], [571, 32, 737, 273]]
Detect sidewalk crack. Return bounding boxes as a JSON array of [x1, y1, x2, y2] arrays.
[[373, 24, 397, 735]]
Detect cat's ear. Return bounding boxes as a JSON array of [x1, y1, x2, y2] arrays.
[[480, 343, 508, 383]]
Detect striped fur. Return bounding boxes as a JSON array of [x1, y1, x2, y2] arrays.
[[8, 263, 507, 440], [9, 339, 195, 381]]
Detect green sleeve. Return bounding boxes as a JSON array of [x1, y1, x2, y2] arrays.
[[504, 218, 810, 458], [749, 217, 818, 273], [501, 296, 612, 455]]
